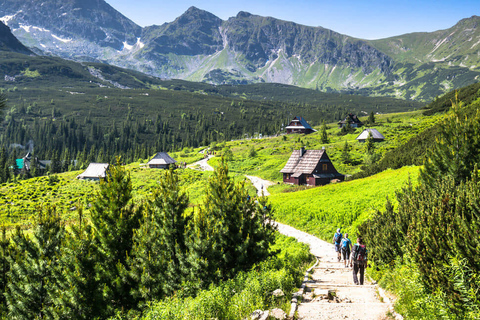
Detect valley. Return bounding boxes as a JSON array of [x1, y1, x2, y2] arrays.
[[0, 1, 479, 318]]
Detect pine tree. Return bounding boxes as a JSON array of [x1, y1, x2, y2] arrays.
[[320, 120, 329, 144], [187, 159, 275, 287], [341, 140, 351, 164], [6, 207, 65, 319], [0, 227, 11, 317], [130, 168, 190, 304], [90, 161, 141, 315], [364, 131, 375, 154], [51, 206, 105, 319], [368, 111, 375, 124], [420, 95, 480, 187]]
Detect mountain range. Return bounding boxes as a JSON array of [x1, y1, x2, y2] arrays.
[[0, 0, 479, 101]]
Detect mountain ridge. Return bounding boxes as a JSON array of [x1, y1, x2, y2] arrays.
[[0, 1, 479, 101]]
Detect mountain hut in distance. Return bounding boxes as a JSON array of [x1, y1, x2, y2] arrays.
[[280, 147, 344, 186], [338, 113, 363, 128], [77, 163, 109, 181], [356, 128, 385, 142], [286, 116, 316, 134], [147, 152, 176, 169]]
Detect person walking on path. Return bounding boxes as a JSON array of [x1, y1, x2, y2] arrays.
[[341, 233, 352, 268], [332, 228, 343, 262], [351, 237, 368, 285]]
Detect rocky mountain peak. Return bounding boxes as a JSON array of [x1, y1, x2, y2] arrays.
[[0, 20, 31, 54]]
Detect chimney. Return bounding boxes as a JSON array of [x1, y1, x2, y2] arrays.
[[300, 146, 306, 157]]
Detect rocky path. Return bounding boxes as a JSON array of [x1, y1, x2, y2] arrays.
[[276, 222, 398, 320], [186, 160, 398, 319], [245, 175, 276, 196], [187, 155, 214, 171]]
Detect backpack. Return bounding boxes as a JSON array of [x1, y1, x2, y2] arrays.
[[334, 232, 342, 244], [353, 244, 367, 262]]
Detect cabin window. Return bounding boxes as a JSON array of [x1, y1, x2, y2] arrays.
[[322, 164, 328, 171]]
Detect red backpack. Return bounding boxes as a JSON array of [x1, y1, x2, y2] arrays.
[[354, 244, 367, 261]]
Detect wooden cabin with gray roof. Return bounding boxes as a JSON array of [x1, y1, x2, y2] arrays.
[[280, 147, 344, 186], [147, 152, 176, 169], [286, 116, 316, 134]]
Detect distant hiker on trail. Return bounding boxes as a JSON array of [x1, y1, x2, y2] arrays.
[[341, 233, 352, 268], [352, 237, 368, 285], [332, 228, 343, 262]]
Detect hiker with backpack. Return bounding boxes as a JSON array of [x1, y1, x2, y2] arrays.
[[351, 237, 367, 285], [332, 228, 343, 262], [341, 233, 352, 268]]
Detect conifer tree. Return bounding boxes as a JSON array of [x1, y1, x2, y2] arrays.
[[188, 159, 275, 286], [0, 227, 11, 316], [6, 207, 65, 319], [130, 168, 190, 304], [368, 111, 375, 124], [90, 161, 141, 315], [51, 206, 105, 319], [320, 120, 329, 144], [420, 96, 480, 187], [364, 131, 375, 154], [341, 140, 351, 164]]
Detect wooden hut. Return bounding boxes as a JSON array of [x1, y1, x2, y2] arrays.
[[147, 152, 176, 169], [280, 147, 344, 186], [286, 116, 316, 134], [77, 163, 109, 181], [338, 113, 363, 128]]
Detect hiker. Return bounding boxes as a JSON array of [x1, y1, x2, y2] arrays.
[[351, 237, 368, 285], [332, 228, 343, 262], [341, 233, 352, 268]]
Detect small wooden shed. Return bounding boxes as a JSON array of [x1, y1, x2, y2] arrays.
[[280, 147, 344, 186], [147, 152, 176, 169], [286, 116, 316, 134], [77, 163, 109, 181]]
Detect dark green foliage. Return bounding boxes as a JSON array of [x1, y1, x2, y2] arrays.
[[368, 111, 375, 124], [364, 131, 375, 155], [320, 120, 329, 144], [341, 140, 351, 164], [187, 159, 276, 288], [6, 207, 64, 319], [52, 206, 105, 319], [420, 97, 480, 187], [130, 168, 190, 304], [90, 162, 142, 315]]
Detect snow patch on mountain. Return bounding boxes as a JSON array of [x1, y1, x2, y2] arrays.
[[52, 34, 72, 43]]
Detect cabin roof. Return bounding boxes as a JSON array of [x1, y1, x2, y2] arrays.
[[280, 149, 325, 174], [147, 152, 176, 165], [77, 163, 109, 179], [285, 116, 314, 130], [356, 128, 385, 140]]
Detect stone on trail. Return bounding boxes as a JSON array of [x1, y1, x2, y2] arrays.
[[248, 309, 268, 320], [269, 308, 287, 319]]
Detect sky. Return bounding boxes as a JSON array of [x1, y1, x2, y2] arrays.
[[104, 0, 479, 40]]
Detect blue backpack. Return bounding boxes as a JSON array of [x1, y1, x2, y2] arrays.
[[334, 232, 342, 244]]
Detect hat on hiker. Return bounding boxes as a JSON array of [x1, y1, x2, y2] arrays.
[[337, 228, 341, 232]]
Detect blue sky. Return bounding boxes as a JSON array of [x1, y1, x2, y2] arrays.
[[105, 0, 479, 40]]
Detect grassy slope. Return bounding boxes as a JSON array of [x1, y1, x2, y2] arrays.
[[270, 166, 419, 240], [209, 110, 442, 182]]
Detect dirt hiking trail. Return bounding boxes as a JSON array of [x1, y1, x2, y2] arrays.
[[276, 222, 399, 320]]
